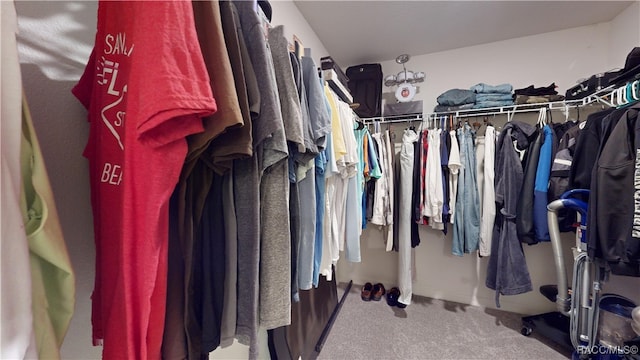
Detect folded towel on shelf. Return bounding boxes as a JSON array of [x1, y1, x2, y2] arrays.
[[470, 83, 513, 94], [433, 103, 475, 113], [514, 94, 565, 105], [514, 83, 558, 96], [473, 100, 514, 109], [437, 88, 476, 106], [475, 93, 514, 102]]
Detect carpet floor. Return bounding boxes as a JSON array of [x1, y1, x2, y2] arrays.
[[316, 283, 571, 360]]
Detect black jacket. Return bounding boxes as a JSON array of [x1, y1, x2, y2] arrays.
[[591, 104, 640, 276], [517, 127, 543, 245]]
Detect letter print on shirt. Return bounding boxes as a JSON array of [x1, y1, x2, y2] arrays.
[[96, 33, 133, 184]]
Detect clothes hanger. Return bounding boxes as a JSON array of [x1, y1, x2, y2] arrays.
[[612, 86, 626, 107], [484, 115, 493, 127], [506, 108, 515, 123], [536, 108, 544, 127], [631, 80, 640, 102], [621, 85, 629, 106], [472, 117, 482, 131]]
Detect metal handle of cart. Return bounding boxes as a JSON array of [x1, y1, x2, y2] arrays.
[[547, 190, 602, 350]]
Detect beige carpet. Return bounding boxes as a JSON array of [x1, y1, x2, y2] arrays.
[[316, 283, 571, 360]]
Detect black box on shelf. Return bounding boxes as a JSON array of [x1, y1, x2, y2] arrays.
[[384, 100, 423, 116], [321, 56, 349, 89]]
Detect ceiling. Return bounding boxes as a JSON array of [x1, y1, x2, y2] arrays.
[[294, 1, 634, 67]]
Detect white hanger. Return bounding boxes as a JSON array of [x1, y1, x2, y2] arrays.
[[632, 80, 640, 101], [537, 108, 545, 127], [617, 86, 628, 107], [610, 88, 619, 107]]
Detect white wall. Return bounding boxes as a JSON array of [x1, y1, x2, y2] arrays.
[[608, 2, 640, 70], [336, 12, 640, 315], [376, 22, 611, 114], [271, 0, 329, 65]]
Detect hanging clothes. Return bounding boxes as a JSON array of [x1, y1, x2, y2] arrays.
[[376, 130, 397, 251], [186, 1, 252, 354], [72, 2, 217, 358], [269, 24, 306, 303], [448, 130, 462, 224], [590, 104, 640, 276], [583, 108, 629, 270], [354, 125, 369, 235], [568, 109, 615, 190], [313, 146, 328, 287], [319, 131, 338, 280], [297, 159, 317, 290], [476, 134, 485, 218], [1, 2, 38, 358], [440, 126, 451, 232], [478, 125, 497, 256], [452, 123, 480, 256], [411, 130, 421, 246], [533, 124, 554, 242], [218, 2, 261, 356], [363, 131, 382, 226], [418, 129, 429, 225], [517, 125, 543, 245], [370, 132, 390, 228], [398, 129, 419, 306], [22, 97, 77, 360], [189, 0, 245, 175], [425, 128, 444, 229], [486, 121, 536, 307], [237, 0, 294, 338], [340, 103, 362, 262], [313, 85, 332, 287], [198, 171, 226, 354], [319, 86, 343, 279], [219, 170, 238, 348]]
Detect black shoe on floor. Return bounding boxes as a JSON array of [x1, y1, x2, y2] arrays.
[[386, 287, 399, 306]]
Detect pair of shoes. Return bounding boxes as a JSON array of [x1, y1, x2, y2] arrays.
[[361, 282, 386, 301], [386, 287, 407, 308]]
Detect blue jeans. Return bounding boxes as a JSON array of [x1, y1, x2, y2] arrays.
[[437, 89, 476, 106], [473, 100, 514, 109], [453, 124, 481, 256], [470, 83, 513, 94]]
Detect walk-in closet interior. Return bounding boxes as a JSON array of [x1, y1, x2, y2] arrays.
[[3, 1, 640, 359]]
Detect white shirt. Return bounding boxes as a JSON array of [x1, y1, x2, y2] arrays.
[[448, 130, 462, 223], [424, 128, 444, 228]]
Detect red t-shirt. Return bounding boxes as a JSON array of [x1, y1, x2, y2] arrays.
[[72, 1, 216, 358]]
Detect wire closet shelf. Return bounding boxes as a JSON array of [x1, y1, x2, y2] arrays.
[[358, 83, 638, 125]]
